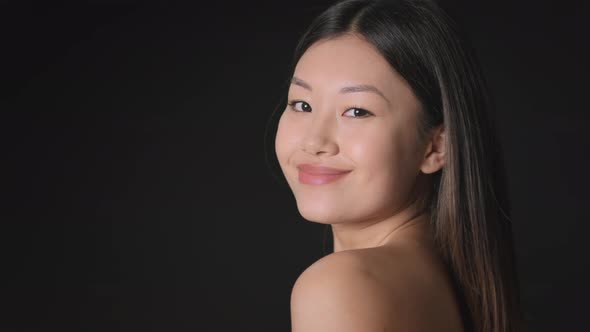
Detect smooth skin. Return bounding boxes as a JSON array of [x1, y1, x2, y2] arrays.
[[275, 33, 464, 331]]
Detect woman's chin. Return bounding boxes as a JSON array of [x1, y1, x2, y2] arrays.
[[295, 200, 342, 224]]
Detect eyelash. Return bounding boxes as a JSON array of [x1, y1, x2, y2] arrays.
[[287, 100, 374, 118]]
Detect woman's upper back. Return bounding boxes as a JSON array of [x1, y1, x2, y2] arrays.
[[290, 239, 465, 332]]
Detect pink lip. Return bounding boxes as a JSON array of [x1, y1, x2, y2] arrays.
[[297, 164, 352, 185]]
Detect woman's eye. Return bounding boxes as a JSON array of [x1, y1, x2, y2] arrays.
[[287, 101, 373, 118], [288, 101, 311, 112], [343, 108, 372, 118]]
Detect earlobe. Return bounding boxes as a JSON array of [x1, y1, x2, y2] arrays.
[[420, 125, 446, 174]]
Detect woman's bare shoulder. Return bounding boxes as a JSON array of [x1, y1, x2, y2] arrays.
[[290, 245, 464, 332]]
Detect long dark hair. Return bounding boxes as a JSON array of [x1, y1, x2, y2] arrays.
[[264, 0, 524, 331]]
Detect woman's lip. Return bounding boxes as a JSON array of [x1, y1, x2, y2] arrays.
[[298, 169, 351, 185], [296, 164, 352, 175]]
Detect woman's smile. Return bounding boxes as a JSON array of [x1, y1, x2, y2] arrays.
[[297, 168, 352, 185]]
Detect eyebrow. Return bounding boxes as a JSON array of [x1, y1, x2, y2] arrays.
[[291, 76, 391, 105]]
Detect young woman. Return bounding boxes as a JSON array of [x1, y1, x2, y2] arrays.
[[266, 0, 524, 330]]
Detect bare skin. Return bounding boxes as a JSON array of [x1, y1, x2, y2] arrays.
[[290, 214, 464, 331], [275, 33, 461, 331]]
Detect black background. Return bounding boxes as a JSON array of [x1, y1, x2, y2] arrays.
[[2, 0, 589, 331]]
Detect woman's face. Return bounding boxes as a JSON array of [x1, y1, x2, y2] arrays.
[[275, 34, 429, 225]]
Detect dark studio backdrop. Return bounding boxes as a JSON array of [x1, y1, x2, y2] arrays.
[[1, 0, 588, 331]]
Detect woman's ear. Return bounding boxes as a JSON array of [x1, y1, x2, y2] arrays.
[[420, 124, 446, 174]]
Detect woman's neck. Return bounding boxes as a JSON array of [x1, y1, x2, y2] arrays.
[[331, 202, 431, 253]]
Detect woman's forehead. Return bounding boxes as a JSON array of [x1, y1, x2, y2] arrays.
[[293, 35, 400, 94]]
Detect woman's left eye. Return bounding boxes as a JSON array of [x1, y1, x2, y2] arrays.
[[343, 107, 373, 118]]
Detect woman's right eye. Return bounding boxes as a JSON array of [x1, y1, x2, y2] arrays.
[[287, 100, 311, 112]]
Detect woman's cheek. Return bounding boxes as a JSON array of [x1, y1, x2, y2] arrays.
[[346, 124, 393, 160], [275, 113, 301, 165], [275, 114, 291, 166]]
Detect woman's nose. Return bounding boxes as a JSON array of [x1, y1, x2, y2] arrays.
[[298, 112, 339, 156]]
